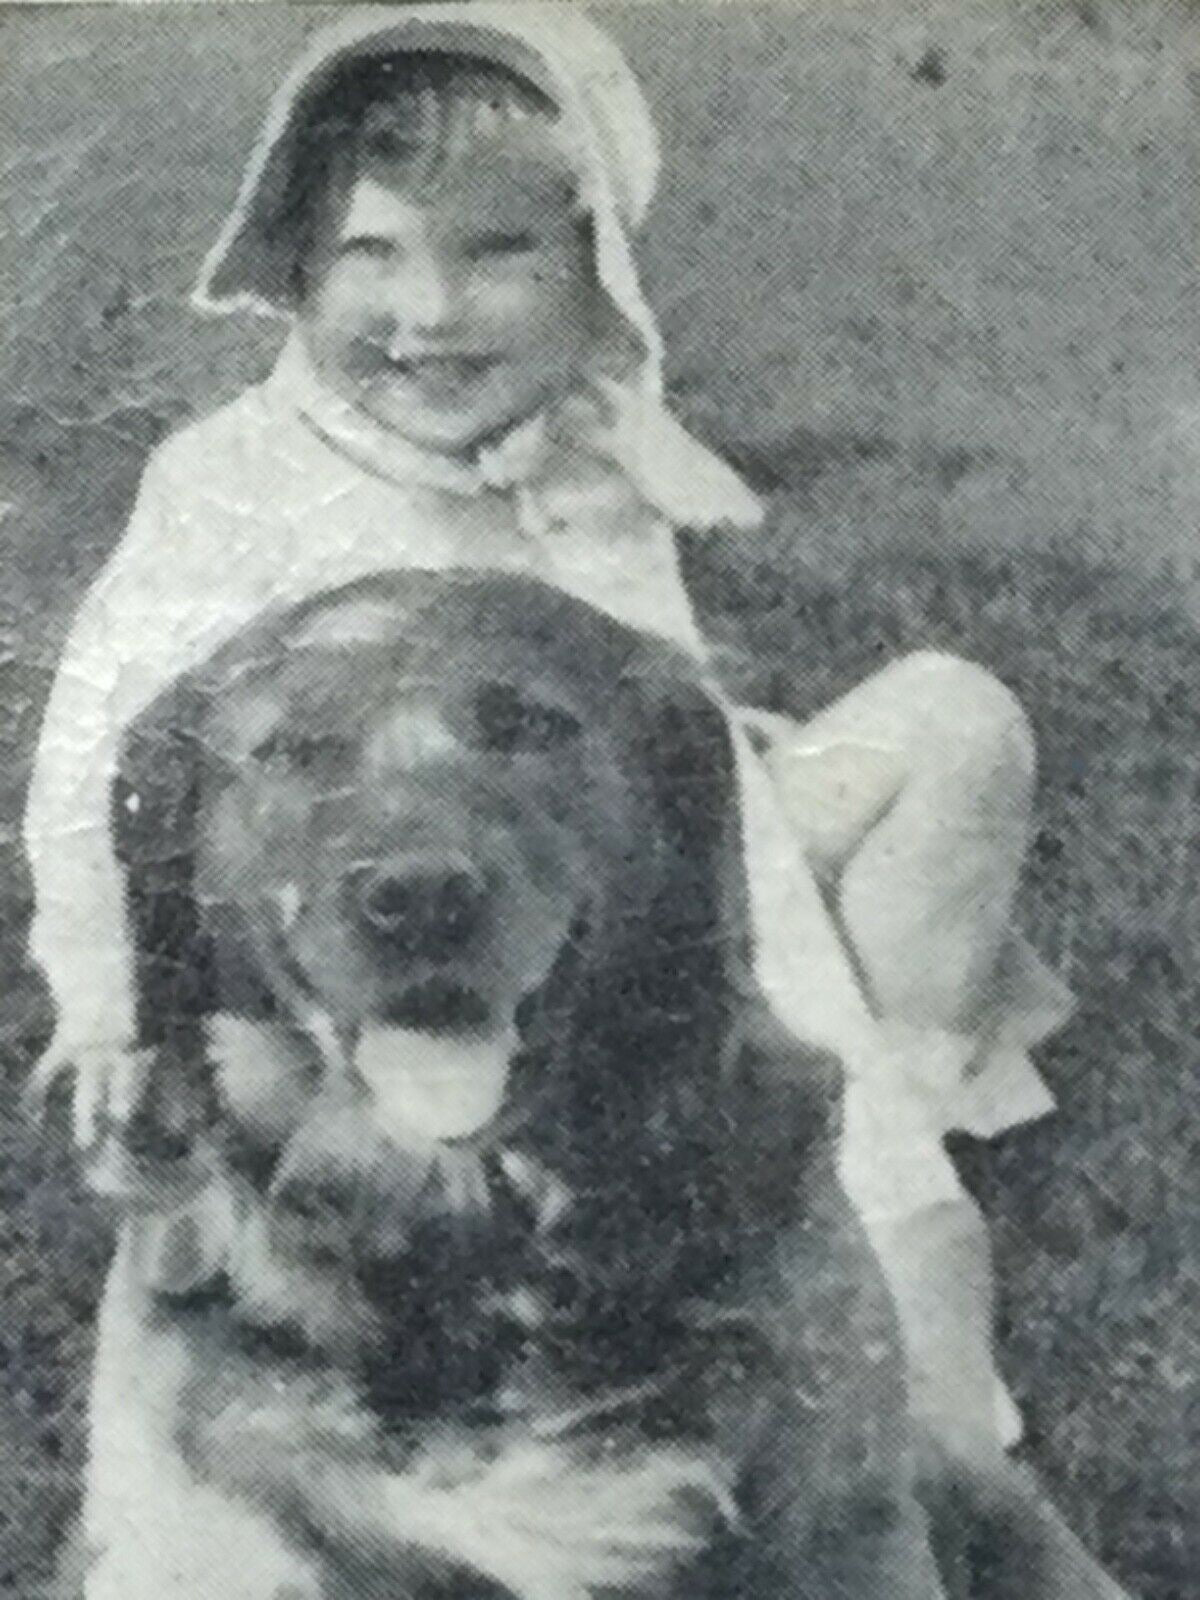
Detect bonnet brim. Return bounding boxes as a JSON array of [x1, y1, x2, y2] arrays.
[[192, 4, 662, 384]]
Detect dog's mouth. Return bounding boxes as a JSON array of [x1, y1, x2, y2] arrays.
[[266, 921, 522, 1139], [259, 870, 581, 1142], [380, 977, 493, 1036], [351, 1017, 519, 1144], [267, 896, 498, 1039]]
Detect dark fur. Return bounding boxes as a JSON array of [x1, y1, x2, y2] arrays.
[[110, 572, 937, 1598]]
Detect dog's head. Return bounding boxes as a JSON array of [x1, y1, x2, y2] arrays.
[[117, 571, 841, 1410], [117, 570, 748, 1168]]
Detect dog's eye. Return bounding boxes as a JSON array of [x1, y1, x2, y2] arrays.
[[473, 685, 581, 754], [251, 731, 354, 772]]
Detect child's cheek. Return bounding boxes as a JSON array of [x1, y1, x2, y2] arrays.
[[312, 268, 382, 335], [299, 285, 385, 393], [504, 271, 599, 360]]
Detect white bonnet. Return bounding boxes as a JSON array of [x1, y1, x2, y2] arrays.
[[193, 3, 665, 393], [194, 3, 761, 528]]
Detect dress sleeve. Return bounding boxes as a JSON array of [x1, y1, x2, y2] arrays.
[[23, 453, 190, 1049]]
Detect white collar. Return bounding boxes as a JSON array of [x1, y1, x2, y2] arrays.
[[268, 333, 762, 533]]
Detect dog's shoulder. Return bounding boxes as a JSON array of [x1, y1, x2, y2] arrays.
[[718, 998, 843, 1223]]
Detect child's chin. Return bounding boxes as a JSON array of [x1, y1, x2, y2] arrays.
[[355, 391, 501, 455], [355, 379, 554, 458]]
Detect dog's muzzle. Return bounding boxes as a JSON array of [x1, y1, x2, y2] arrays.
[[351, 853, 489, 963]]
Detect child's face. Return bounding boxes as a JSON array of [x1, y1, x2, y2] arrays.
[[298, 154, 598, 456]]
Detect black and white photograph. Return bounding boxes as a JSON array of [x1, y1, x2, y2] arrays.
[[1, 3, 1195, 1597]]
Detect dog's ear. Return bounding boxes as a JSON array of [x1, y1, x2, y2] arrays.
[[113, 682, 205, 871], [579, 659, 843, 1220], [545, 656, 752, 1169], [616, 659, 753, 1019], [112, 680, 218, 1048]]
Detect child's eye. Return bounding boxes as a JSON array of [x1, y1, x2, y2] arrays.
[[338, 235, 395, 262], [464, 230, 538, 261]]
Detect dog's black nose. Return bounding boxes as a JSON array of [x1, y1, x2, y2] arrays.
[[356, 861, 487, 959]]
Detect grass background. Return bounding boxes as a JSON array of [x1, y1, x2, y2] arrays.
[[1, 2, 1197, 1595]]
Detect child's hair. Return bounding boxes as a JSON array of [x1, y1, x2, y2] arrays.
[[274, 51, 577, 295]]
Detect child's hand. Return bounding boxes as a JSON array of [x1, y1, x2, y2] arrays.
[[24, 1032, 147, 1139], [24, 1034, 215, 1202]]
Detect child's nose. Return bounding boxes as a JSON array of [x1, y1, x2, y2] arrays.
[[392, 250, 460, 334]]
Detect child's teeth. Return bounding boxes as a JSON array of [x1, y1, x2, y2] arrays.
[[388, 356, 487, 377]]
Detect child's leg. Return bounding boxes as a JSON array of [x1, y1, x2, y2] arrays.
[[763, 652, 1040, 1459], [835, 1078, 1017, 1464], [769, 650, 1036, 1035], [866, 1195, 1010, 1461]]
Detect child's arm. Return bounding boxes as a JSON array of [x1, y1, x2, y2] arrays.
[[23, 455, 200, 1144]]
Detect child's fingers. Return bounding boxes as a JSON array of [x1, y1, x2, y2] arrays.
[[73, 1054, 114, 1150], [20, 1047, 72, 1123], [20, 1043, 117, 1150], [106, 1046, 153, 1128], [70, 1045, 153, 1152]]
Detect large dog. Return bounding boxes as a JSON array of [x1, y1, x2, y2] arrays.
[[91, 570, 946, 1600]]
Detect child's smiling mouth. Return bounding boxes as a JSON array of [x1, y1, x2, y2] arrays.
[[376, 353, 501, 389], [351, 352, 508, 414]]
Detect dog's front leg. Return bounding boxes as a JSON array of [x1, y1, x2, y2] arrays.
[[83, 1227, 323, 1600]]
